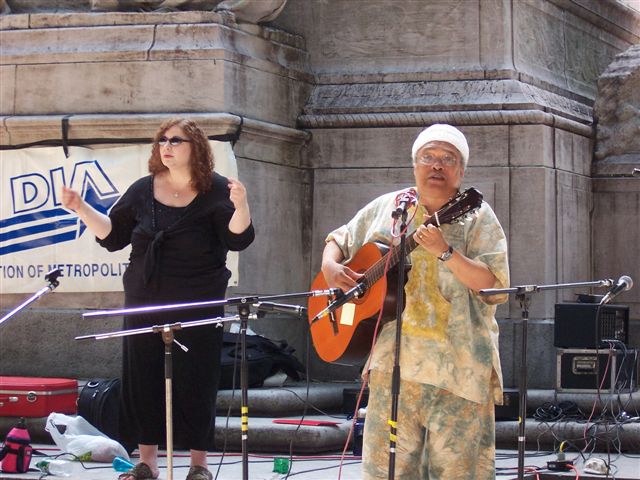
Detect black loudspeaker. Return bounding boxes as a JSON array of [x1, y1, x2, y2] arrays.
[[553, 303, 629, 349], [342, 387, 369, 415], [495, 388, 519, 421]]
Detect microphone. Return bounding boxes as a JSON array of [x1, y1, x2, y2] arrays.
[[600, 275, 633, 305], [393, 188, 417, 218], [310, 288, 342, 297], [311, 282, 366, 323], [254, 302, 307, 317]]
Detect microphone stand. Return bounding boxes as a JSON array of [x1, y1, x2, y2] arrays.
[[80, 290, 330, 480], [77, 314, 245, 480], [83, 290, 331, 319], [479, 278, 613, 480], [237, 301, 251, 480], [0, 268, 62, 326], [387, 206, 410, 480]]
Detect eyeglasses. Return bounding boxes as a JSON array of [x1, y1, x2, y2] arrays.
[[415, 152, 458, 167], [158, 136, 191, 147]]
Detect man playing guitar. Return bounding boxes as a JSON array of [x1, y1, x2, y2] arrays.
[[319, 124, 510, 480]]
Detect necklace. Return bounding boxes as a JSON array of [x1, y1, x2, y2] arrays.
[[173, 192, 179, 198]]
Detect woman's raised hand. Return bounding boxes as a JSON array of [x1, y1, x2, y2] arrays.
[[61, 185, 84, 212]]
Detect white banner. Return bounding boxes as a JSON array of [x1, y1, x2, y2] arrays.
[[0, 141, 238, 294]]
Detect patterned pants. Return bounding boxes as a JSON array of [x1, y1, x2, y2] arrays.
[[362, 369, 496, 480]]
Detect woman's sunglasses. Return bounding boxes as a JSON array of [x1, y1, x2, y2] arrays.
[[158, 136, 191, 147]]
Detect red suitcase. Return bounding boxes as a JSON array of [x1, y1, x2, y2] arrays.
[[0, 377, 78, 417]]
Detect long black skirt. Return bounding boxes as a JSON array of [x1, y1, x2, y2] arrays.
[[119, 293, 224, 451]]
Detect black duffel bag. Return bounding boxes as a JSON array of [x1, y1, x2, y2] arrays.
[[218, 332, 305, 389], [78, 378, 121, 439], [77, 378, 136, 453]]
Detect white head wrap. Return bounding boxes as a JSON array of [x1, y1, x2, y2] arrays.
[[411, 124, 469, 169]]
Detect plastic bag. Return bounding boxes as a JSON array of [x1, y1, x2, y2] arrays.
[[45, 413, 130, 463]]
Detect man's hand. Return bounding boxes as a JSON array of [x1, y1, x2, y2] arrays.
[[322, 260, 363, 292], [413, 223, 449, 258], [321, 240, 363, 292]]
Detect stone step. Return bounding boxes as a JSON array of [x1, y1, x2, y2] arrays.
[[0, 381, 362, 445], [1, 386, 638, 453], [215, 381, 362, 417]]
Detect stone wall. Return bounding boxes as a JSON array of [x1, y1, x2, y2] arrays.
[[0, 10, 315, 377], [274, 0, 640, 385], [592, 44, 640, 340], [1, 0, 639, 388]]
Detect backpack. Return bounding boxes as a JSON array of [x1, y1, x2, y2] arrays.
[[219, 332, 305, 389], [0, 419, 32, 473]]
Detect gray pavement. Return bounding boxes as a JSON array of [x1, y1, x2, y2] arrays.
[[2, 445, 639, 479], [1, 384, 639, 479]]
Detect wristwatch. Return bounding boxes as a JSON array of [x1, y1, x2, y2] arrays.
[[437, 245, 454, 262]]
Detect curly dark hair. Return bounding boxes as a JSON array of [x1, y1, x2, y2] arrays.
[[148, 118, 214, 194]]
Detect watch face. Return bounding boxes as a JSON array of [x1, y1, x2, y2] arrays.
[[439, 246, 453, 261]]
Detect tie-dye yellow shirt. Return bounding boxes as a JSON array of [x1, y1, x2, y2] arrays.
[[327, 188, 510, 404]]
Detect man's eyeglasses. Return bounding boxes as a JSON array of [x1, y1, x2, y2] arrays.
[[415, 152, 458, 167], [158, 136, 191, 147]]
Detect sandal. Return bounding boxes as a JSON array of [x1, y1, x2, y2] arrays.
[[117, 462, 159, 480], [186, 465, 213, 480]]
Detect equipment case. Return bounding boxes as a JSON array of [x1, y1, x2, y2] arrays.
[[0, 377, 78, 417], [556, 349, 638, 393]]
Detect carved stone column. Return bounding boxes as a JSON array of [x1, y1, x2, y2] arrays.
[[593, 44, 640, 176], [593, 44, 640, 322]]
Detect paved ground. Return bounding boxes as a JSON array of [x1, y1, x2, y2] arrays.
[[1, 383, 638, 479], [2, 445, 639, 479]]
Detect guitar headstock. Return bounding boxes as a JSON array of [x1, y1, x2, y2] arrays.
[[431, 187, 483, 227]]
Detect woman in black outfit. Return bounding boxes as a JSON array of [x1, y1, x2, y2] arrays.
[[61, 118, 255, 480]]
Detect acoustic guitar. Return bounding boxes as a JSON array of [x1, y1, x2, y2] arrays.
[[307, 187, 483, 364]]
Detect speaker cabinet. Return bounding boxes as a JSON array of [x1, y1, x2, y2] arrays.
[[495, 388, 519, 421], [553, 303, 629, 349]]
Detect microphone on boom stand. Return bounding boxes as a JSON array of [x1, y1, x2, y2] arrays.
[[310, 283, 366, 323], [309, 288, 342, 297], [253, 302, 308, 317], [599, 275, 633, 305]]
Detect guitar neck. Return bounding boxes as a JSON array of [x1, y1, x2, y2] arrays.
[[361, 225, 421, 289], [358, 187, 482, 290]]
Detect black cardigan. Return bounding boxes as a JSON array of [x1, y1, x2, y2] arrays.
[[97, 172, 255, 301]]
